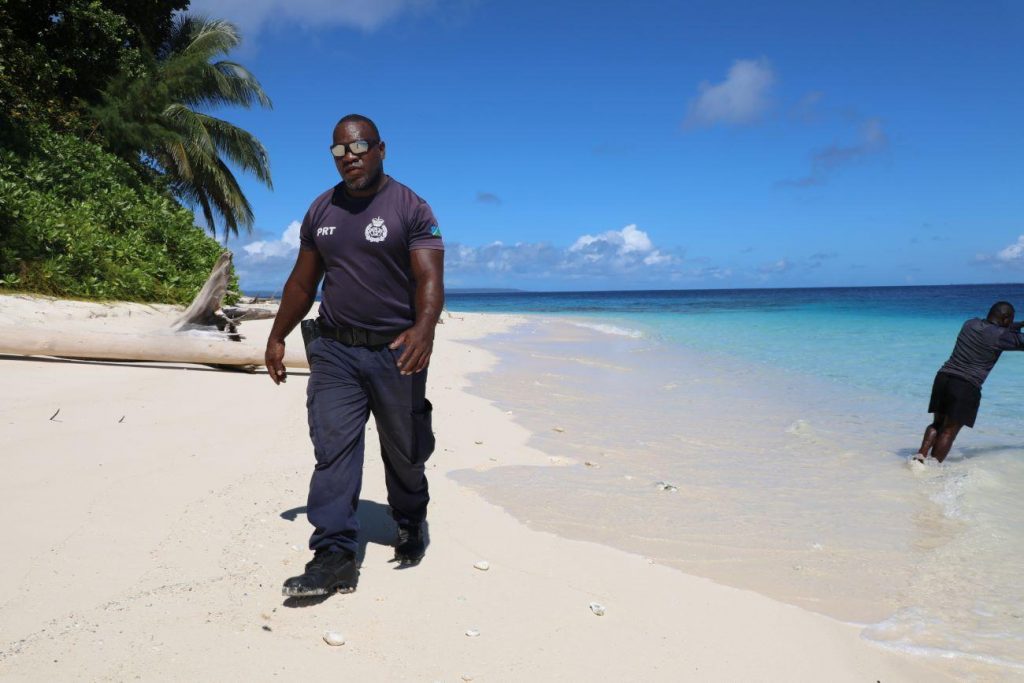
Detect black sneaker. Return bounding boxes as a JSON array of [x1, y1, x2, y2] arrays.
[[394, 523, 426, 566], [282, 549, 358, 597]]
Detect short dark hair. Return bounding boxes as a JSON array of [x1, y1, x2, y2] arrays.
[[335, 114, 380, 140], [988, 301, 1015, 319]]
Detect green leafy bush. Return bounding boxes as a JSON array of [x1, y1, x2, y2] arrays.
[[0, 125, 237, 304]]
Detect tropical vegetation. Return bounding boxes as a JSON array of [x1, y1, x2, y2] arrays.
[[0, 1, 271, 303]]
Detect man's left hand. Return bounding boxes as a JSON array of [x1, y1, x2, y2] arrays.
[[390, 323, 435, 375]]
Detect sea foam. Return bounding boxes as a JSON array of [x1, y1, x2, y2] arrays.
[[566, 321, 644, 338]]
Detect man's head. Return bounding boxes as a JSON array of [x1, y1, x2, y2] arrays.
[[331, 114, 385, 193], [987, 301, 1015, 327]]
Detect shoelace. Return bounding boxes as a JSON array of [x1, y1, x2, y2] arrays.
[[306, 549, 335, 571]]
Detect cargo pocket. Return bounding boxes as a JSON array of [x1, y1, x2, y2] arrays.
[[411, 399, 435, 464]]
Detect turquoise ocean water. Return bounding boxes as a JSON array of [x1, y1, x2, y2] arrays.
[[447, 285, 1024, 677]]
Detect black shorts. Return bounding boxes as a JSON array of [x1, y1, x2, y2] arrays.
[[928, 372, 981, 428]]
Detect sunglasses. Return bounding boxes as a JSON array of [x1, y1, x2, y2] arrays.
[[330, 139, 380, 158]]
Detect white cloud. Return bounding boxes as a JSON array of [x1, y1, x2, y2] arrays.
[[976, 235, 1024, 270], [684, 58, 775, 128], [241, 220, 302, 262], [446, 224, 682, 282], [997, 235, 1024, 263], [187, 0, 433, 39], [570, 224, 653, 255], [643, 251, 672, 266], [758, 258, 793, 274]]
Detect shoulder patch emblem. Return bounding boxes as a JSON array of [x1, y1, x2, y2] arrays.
[[364, 217, 387, 243], [430, 224, 442, 237]]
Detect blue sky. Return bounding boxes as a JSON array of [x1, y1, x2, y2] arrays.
[[188, 0, 1024, 292]]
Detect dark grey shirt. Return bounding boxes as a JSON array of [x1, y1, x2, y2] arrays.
[[299, 178, 443, 332], [939, 318, 1024, 388]]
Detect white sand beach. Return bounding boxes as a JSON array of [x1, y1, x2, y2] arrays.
[[0, 295, 959, 681]]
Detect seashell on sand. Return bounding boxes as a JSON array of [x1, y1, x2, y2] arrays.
[[655, 481, 678, 492], [553, 426, 565, 433], [589, 602, 606, 616], [322, 631, 346, 646], [473, 560, 490, 571], [465, 628, 481, 637], [584, 461, 600, 468]]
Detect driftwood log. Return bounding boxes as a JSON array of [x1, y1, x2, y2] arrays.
[[0, 252, 306, 369], [169, 252, 278, 338], [172, 252, 236, 333], [2, 326, 308, 368]]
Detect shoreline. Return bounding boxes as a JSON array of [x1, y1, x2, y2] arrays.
[[449, 313, 1024, 679], [0, 296, 960, 680]]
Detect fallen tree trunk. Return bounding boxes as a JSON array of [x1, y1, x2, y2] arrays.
[[0, 253, 302, 370], [222, 306, 276, 322], [0, 327, 308, 368]]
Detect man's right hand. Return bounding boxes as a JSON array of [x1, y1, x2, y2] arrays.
[[266, 339, 287, 385], [265, 249, 325, 385]]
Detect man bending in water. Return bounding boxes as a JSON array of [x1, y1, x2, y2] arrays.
[[916, 301, 1024, 463]]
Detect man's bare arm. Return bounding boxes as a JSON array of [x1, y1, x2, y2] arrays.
[[390, 248, 444, 375], [265, 249, 325, 384]]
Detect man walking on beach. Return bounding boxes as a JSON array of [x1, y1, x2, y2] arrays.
[[915, 301, 1024, 464], [264, 114, 444, 596]]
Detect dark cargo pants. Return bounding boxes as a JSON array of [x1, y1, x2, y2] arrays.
[[305, 336, 435, 554]]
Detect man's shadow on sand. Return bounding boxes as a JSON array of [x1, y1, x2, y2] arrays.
[[279, 500, 428, 607]]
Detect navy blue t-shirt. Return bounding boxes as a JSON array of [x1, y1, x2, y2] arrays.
[[299, 178, 443, 332]]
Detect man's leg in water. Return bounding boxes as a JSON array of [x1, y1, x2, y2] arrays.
[[931, 420, 963, 463], [916, 414, 944, 460]]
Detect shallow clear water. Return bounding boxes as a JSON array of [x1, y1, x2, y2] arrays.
[[447, 285, 1024, 676]]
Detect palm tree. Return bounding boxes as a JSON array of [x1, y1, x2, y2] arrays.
[[92, 16, 272, 241]]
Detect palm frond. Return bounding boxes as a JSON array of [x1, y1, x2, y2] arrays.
[[162, 103, 218, 157], [172, 16, 241, 60], [185, 60, 273, 110], [171, 138, 255, 239], [91, 12, 272, 241], [191, 112, 272, 186]]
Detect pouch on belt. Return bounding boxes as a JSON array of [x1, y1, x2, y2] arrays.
[[300, 318, 321, 358]]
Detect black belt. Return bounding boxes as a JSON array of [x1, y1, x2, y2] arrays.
[[318, 320, 396, 347]]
